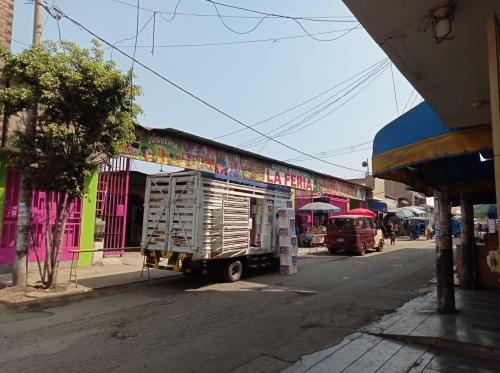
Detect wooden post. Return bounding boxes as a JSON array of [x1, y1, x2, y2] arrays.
[[460, 193, 475, 289], [434, 187, 456, 313]]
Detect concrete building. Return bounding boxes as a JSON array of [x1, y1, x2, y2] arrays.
[[349, 175, 426, 210]]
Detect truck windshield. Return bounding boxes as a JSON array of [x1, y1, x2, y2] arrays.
[[330, 218, 353, 229]]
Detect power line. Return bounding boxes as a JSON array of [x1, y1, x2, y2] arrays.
[[261, 63, 390, 142], [208, 0, 361, 41], [285, 146, 372, 162], [241, 63, 389, 149], [0, 33, 29, 46], [204, 0, 358, 23], [409, 91, 421, 108], [211, 1, 269, 35], [240, 61, 390, 148], [42, 2, 365, 173], [206, 0, 361, 42], [390, 63, 399, 116], [402, 88, 416, 113], [158, 0, 183, 23], [110, 0, 357, 21], [285, 140, 373, 161], [239, 61, 389, 147], [213, 58, 388, 140], [112, 27, 364, 49]]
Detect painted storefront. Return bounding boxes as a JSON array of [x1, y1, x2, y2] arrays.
[[125, 128, 365, 200]]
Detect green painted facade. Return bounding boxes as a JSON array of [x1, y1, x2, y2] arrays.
[[0, 152, 8, 237], [78, 171, 98, 267]]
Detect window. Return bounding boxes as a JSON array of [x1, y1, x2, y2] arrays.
[[330, 218, 353, 229]]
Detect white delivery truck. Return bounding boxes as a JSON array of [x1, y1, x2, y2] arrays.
[[141, 171, 292, 282]]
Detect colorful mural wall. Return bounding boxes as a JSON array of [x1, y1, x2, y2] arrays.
[[124, 127, 365, 201]]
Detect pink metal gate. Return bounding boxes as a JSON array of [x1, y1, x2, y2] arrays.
[[96, 157, 130, 255], [0, 169, 82, 266]]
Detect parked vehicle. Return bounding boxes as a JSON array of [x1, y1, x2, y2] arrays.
[[141, 171, 291, 282], [325, 215, 384, 256]]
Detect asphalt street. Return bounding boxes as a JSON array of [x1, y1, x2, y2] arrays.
[[0, 239, 436, 373]]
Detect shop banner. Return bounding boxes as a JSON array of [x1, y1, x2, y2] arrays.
[[124, 130, 216, 172], [265, 168, 314, 191], [215, 150, 242, 178], [315, 176, 365, 201], [123, 127, 365, 200], [241, 156, 267, 182]]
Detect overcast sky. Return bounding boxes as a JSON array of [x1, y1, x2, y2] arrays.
[[11, 0, 420, 178]]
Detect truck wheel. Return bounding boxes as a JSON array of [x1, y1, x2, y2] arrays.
[[225, 260, 243, 282], [328, 247, 337, 255], [358, 243, 367, 256], [376, 241, 384, 252]]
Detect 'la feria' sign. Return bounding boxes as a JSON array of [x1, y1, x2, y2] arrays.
[[264, 169, 314, 191]]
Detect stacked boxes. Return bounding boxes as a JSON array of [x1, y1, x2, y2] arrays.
[[278, 207, 298, 275], [260, 199, 274, 249]]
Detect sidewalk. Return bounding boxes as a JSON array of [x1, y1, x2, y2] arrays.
[[0, 252, 176, 304], [285, 287, 500, 372]]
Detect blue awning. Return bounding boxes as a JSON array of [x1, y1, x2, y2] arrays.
[[372, 103, 492, 178], [367, 199, 387, 212]]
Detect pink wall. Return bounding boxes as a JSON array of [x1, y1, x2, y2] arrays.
[[0, 169, 82, 265], [294, 191, 349, 233]]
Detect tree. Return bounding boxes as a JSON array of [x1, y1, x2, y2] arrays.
[[0, 41, 141, 288]]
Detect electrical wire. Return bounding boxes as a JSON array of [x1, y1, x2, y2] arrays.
[[284, 140, 372, 162], [285, 146, 372, 162], [409, 91, 421, 108], [159, 0, 183, 23], [240, 61, 390, 148], [109, 12, 155, 59], [208, 0, 361, 41], [211, 2, 269, 35], [241, 63, 389, 149], [41, 2, 365, 173], [213, 58, 388, 140], [390, 63, 399, 116], [204, 1, 359, 23], [239, 61, 389, 147], [130, 0, 140, 108], [110, 0, 357, 21], [402, 88, 416, 113], [0, 34, 29, 46], [113, 27, 364, 49]]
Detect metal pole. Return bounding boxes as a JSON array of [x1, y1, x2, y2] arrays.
[[434, 186, 456, 313], [12, 0, 43, 286]]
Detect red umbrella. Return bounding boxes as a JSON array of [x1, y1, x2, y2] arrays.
[[346, 208, 376, 217]]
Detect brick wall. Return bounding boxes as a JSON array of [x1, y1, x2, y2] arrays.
[[0, 0, 14, 49], [0, 0, 15, 147]]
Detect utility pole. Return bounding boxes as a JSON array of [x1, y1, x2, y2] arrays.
[[12, 0, 43, 286]]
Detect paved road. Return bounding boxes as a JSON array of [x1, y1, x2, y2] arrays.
[[0, 239, 436, 373]]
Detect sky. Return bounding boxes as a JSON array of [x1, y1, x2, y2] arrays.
[[10, 0, 420, 179]]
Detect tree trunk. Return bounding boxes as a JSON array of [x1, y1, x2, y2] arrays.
[[42, 192, 51, 285], [47, 195, 72, 289]]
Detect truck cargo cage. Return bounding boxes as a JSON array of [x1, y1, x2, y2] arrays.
[[141, 171, 291, 275]]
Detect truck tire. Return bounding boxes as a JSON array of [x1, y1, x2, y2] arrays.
[[225, 260, 243, 282], [376, 240, 384, 252]]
